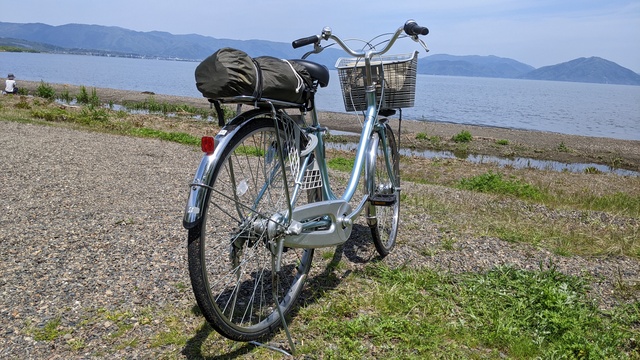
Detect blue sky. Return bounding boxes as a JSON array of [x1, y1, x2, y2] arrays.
[[5, 0, 640, 72]]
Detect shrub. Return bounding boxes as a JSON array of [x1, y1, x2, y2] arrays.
[[452, 130, 472, 143], [76, 86, 90, 104], [35, 81, 56, 100], [58, 88, 72, 103]]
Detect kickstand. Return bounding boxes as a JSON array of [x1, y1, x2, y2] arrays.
[[249, 340, 293, 357], [245, 257, 296, 357], [270, 246, 297, 355]]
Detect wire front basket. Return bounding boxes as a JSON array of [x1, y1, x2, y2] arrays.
[[336, 51, 418, 112]]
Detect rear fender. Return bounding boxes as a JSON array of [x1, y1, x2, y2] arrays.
[[182, 109, 272, 229]]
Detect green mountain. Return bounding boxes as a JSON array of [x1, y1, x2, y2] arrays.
[[519, 57, 640, 85]]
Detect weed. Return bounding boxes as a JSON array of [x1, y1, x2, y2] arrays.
[[15, 98, 31, 109], [496, 139, 509, 145], [76, 86, 90, 104], [452, 130, 472, 143], [584, 166, 603, 174], [416, 132, 428, 140], [59, 88, 73, 103], [35, 81, 56, 100], [557, 141, 570, 152], [26, 317, 69, 341], [88, 87, 101, 106]]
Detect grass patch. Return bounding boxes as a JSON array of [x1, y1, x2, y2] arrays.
[[296, 264, 638, 358], [327, 156, 355, 172], [457, 171, 545, 200], [235, 144, 265, 157], [128, 127, 199, 146], [25, 317, 70, 342]]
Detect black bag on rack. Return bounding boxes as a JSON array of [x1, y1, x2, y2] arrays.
[[195, 47, 312, 104]]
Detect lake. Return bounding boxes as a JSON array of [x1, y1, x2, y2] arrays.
[[2, 52, 639, 140]]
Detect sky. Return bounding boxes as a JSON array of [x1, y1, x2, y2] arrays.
[[4, 0, 640, 72]]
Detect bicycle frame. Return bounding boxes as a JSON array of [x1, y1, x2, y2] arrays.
[[184, 25, 411, 248]]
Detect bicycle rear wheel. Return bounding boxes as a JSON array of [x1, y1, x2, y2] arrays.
[[367, 123, 400, 257], [187, 116, 314, 341]]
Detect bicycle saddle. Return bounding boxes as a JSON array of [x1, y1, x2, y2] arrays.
[[290, 60, 330, 88]]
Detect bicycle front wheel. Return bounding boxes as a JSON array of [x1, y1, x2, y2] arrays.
[[187, 116, 314, 342], [367, 123, 400, 257]]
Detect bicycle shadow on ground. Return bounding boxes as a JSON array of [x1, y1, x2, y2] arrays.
[[181, 224, 379, 359]]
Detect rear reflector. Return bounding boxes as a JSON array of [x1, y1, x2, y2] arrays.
[[201, 136, 215, 154]]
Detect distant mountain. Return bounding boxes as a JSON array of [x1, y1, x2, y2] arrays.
[[2, 22, 639, 86], [519, 57, 640, 85], [0, 21, 344, 68], [419, 54, 535, 78]]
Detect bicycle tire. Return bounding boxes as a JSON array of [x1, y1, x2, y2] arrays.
[[367, 123, 400, 257], [187, 116, 314, 341]]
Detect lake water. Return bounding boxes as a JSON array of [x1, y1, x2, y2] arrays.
[[2, 52, 639, 140]]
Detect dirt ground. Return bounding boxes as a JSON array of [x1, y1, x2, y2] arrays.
[[16, 80, 640, 172]]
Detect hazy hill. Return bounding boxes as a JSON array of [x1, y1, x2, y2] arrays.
[[419, 54, 535, 78], [519, 57, 640, 85], [0, 21, 344, 68]]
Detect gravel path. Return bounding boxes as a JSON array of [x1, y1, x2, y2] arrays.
[[0, 120, 637, 358], [0, 121, 199, 358]]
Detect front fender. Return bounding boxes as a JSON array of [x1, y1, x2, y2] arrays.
[[182, 109, 272, 229]]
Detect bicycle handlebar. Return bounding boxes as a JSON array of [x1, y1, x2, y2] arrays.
[[292, 35, 321, 49], [292, 20, 429, 58], [404, 20, 429, 36]]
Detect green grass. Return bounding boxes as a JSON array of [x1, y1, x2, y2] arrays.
[[328, 156, 355, 172], [25, 317, 70, 342], [235, 144, 265, 157], [457, 171, 545, 200], [296, 264, 638, 358], [127, 127, 199, 146]]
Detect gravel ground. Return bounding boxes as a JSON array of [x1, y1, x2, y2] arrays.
[[0, 117, 638, 358]]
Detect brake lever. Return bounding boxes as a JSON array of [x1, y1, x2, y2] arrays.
[[413, 36, 429, 53]]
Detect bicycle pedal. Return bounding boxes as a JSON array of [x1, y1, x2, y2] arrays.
[[369, 193, 396, 206]]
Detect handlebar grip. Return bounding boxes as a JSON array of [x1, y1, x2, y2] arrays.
[[404, 20, 429, 36], [292, 35, 320, 48]]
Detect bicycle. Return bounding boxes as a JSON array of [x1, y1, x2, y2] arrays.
[[182, 20, 429, 344]]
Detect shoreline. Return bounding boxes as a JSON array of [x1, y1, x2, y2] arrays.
[[15, 79, 640, 172]]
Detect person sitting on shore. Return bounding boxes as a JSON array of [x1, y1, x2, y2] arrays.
[[4, 74, 18, 95]]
